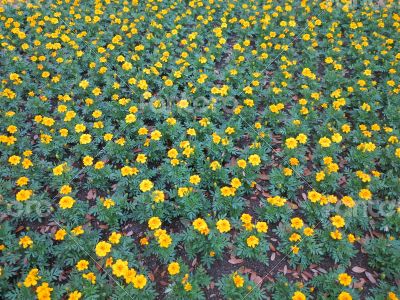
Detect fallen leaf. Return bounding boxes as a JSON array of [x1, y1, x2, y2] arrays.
[[242, 268, 252, 274], [86, 189, 96, 200], [99, 224, 109, 230], [352, 266, 366, 273], [271, 253, 276, 261], [303, 271, 313, 278], [228, 257, 244, 265], [303, 168, 311, 176], [250, 272, 263, 285], [16, 225, 25, 233], [262, 191, 271, 198], [191, 258, 197, 267], [353, 278, 366, 289], [148, 272, 155, 282], [365, 272, 377, 284]]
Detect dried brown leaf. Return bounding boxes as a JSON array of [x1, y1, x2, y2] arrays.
[[228, 257, 244, 265], [352, 266, 366, 273]]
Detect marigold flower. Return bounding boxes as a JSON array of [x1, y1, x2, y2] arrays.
[[248, 154, 261, 166], [338, 273, 352, 286], [95, 241, 112, 257], [338, 291, 352, 300], [140, 179, 154, 192], [133, 274, 147, 289], [59, 196, 75, 209], [76, 260, 89, 271], [246, 235, 259, 248], [148, 217, 162, 230], [168, 262, 180, 275], [68, 291, 82, 300], [292, 291, 306, 300], [216, 219, 231, 233], [291, 217, 304, 229], [233, 273, 244, 288]]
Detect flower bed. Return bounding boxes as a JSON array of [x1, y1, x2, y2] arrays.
[[0, 0, 399, 299]]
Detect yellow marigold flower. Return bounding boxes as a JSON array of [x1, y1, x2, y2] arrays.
[[246, 235, 259, 248], [148, 217, 162, 230], [189, 175, 201, 185], [140, 237, 149, 246], [216, 219, 231, 233], [296, 133, 307, 144], [158, 233, 172, 248], [248, 154, 261, 166], [92, 87, 102, 96], [210, 160, 221, 170], [338, 291, 352, 300], [125, 114, 137, 123], [59, 196, 75, 209], [19, 236, 33, 248], [338, 273, 352, 286], [330, 230, 342, 240], [140, 179, 154, 192], [36, 282, 53, 300], [16, 189, 33, 201], [230, 178, 241, 188], [150, 130, 162, 140], [83, 156, 93, 166], [24, 268, 40, 287], [82, 271, 96, 284], [71, 226, 84, 236], [256, 221, 268, 233], [241, 213, 252, 224], [303, 227, 314, 236], [388, 292, 398, 300], [319, 137, 331, 147], [308, 190, 322, 203], [184, 282, 192, 291], [291, 217, 304, 229], [59, 185, 72, 195], [347, 234, 356, 243], [331, 215, 345, 228], [76, 260, 89, 271], [233, 273, 244, 288], [103, 198, 115, 209], [112, 259, 129, 277], [220, 186, 236, 197], [68, 291, 82, 300], [359, 188, 372, 200], [285, 137, 298, 149], [95, 241, 112, 257], [8, 155, 21, 165], [80, 134, 92, 144], [133, 274, 147, 289], [168, 262, 180, 275], [108, 232, 121, 244], [292, 291, 306, 300], [54, 229, 67, 241], [193, 218, 209, 235]]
